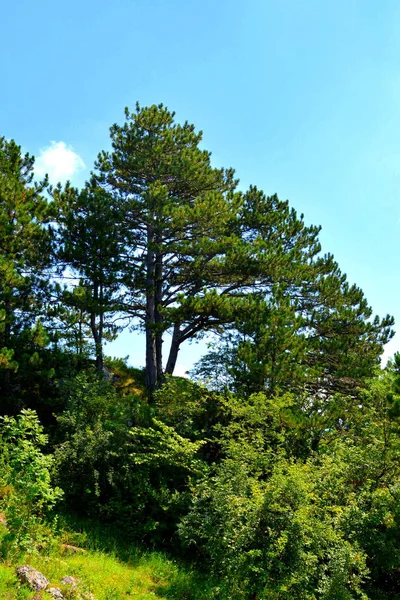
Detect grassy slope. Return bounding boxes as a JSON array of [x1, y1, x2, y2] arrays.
[[0, 520, 220, 600], [0, 365, 224, 599]]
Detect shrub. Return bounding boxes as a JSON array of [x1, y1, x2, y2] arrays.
[[179, 455, 369, 599], [0, 409, 63, 555]]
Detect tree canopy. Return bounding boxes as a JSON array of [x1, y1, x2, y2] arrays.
[[56, 102, 392, 393], [0, 138, 53, 410]]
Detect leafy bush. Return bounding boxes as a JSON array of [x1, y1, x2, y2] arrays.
[[179, 452, 369, 600], [54, 372, 134, 511], [0, 409, 63, 555], [54, 372, 207, 543]]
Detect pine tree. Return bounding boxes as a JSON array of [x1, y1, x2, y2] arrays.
[[0, 138, 53, 408], [303, 262, 394, 396], [193, 263, 394, 399], [94, 103, 237, 389], [94, 105, 325, 390], [92, 103, 393, 394], [54, 183, 126, 372]]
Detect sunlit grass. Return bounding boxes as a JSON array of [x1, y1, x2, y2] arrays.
[[0, 517, 222, 599]]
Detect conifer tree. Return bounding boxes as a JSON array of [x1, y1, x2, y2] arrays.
[[303, 265, 394, 396], [94, 105, 324, 390], [0, 138, 52, 408], [54, 183, 126, 372], [94, 103, 237, 388], [193, 266, 394, 398], [91, 103, 393, 393]]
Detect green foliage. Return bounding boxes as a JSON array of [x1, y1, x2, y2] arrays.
[[54, 372, 132, 511], [177, 368, 400, 599], [54, 183, 127, 372], [0, 409, 63, 554], [179, 455, 369, 599], [54, 372, 205, 543], [192, 293, 308, 397], [117, 418, 207, 541], [94, 102, 238, 388], [0, 106, 398, 599], [129, 418, 206, 473], [0, 137, 59, 414], [193, 279, 393, 400], [155, 376, 227, 447]]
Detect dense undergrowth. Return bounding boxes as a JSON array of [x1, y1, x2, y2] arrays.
[[2, 360, 400, 599]]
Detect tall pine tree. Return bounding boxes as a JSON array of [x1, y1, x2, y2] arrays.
[[0, 138, 53, 410], [94, 105, 325, 390], [54, 183, 126, 372]]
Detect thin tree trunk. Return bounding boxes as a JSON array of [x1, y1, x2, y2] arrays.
[[78, 310, 83, 355], [90, 313, 103, 373], [165, 323, 182, 375], [145, 321, 157, 390], [155, 249, 163, 385], [3, 296, 12, 392], [145, 225, 157, 391], [98, 283, 104, 372], [4, 297, 11, 348], [90, 283, 104, 374]]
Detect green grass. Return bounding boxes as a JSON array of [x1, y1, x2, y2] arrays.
[[0, 518, 225, 600]]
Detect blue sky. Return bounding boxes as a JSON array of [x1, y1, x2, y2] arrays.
[[2, 0, 400, 373]]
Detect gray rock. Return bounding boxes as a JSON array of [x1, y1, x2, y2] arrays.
[[47, 587, 64, 599], [61, 543, 86, 554], [61, 575, 80, 586], [60, 575, 95, 599], [16, 565, 49, 591]]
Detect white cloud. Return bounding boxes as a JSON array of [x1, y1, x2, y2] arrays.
[[34, 141, 86, 184]]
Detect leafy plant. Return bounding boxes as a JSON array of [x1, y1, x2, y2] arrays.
[[0, 409, 63, 554]]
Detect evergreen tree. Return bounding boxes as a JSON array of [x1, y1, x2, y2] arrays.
[[54, 183, 126, 372], [0, 138, 53, 410], [303, 265, 394, 396], [94, 103, 237, 388], [192, 290, 308, 396], [94, 105, 325, 390], [193, 267, 393, 399]]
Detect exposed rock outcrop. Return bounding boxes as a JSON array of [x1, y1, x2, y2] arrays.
[[16, 565, 49, 591], [61, 543, 86, 554]]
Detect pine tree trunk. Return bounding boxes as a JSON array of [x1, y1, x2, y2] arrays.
[[90, 313, 103, 373], [3, 296, 11, 393], [91, 283, 104, 374], [145, 225, 158, 391], [146, 323, 157, 390], [155, 249, 163, 385], [78, 311, 83, 355], [165, 323, 181, 375]]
